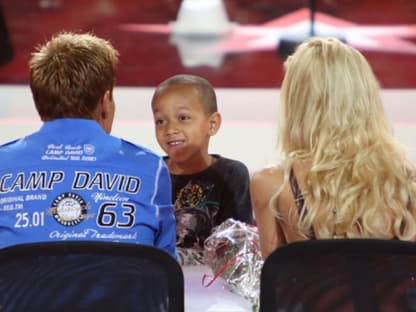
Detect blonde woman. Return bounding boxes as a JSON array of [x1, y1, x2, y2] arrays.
[[250, 37, 416, 259]]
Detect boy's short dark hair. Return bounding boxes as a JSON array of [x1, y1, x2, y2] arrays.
[[153, 74, 217, 115], [29, 31, 119, 121]]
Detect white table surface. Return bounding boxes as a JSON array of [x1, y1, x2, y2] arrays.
[[183, 265, 253, 312]]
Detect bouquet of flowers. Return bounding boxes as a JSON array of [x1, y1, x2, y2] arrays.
[[203, 218, 263, 311]]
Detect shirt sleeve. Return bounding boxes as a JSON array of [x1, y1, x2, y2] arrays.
[[153, 158, 178, 260], [217, 159, 254, 225]]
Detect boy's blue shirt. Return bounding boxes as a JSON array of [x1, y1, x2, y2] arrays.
[[0, 118, 177, 259]]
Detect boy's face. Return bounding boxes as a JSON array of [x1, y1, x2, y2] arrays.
[[152, 84, 218, 166]]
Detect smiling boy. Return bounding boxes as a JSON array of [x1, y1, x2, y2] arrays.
[[151, 74, 253, 265]]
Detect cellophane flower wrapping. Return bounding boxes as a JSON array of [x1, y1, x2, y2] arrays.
[[203, 218, 263, 311]]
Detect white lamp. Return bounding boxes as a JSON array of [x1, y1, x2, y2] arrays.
[[170, 35, 225, 67], [170, 0, 235, 36]]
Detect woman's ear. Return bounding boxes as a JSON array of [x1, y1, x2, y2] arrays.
[[208, 112, 221, 136]]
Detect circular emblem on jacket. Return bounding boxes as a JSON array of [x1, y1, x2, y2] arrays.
[[50, 192, 88, 226]]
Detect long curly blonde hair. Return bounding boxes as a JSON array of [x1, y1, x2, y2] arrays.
[[273, 37, 416, 240]]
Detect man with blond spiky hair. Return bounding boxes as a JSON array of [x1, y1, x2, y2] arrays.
[[0, 31, 177, 259]]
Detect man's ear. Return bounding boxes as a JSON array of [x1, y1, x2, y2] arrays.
[[100, 90, 113, 119], [208, 112, 221, 136], [96, 90, 115, 133]]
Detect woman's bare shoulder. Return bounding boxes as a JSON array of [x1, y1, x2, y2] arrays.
[[251, 165, 283, 181], [250, 165, 284, 198]]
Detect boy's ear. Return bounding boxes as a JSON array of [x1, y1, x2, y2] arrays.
[[208, 112, 221, 136]]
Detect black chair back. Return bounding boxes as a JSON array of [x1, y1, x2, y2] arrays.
[[0, 241, 184, 312], [260, 239, 416, 312]]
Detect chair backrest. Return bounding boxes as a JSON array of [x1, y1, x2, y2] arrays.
[[259, 239, 416, 312], [0, 241, 184, 312]]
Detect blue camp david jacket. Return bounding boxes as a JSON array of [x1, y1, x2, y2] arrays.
[[0, 118, 177, 259]]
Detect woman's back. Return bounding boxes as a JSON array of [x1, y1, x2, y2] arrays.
[[251, 159, 416, 259]]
